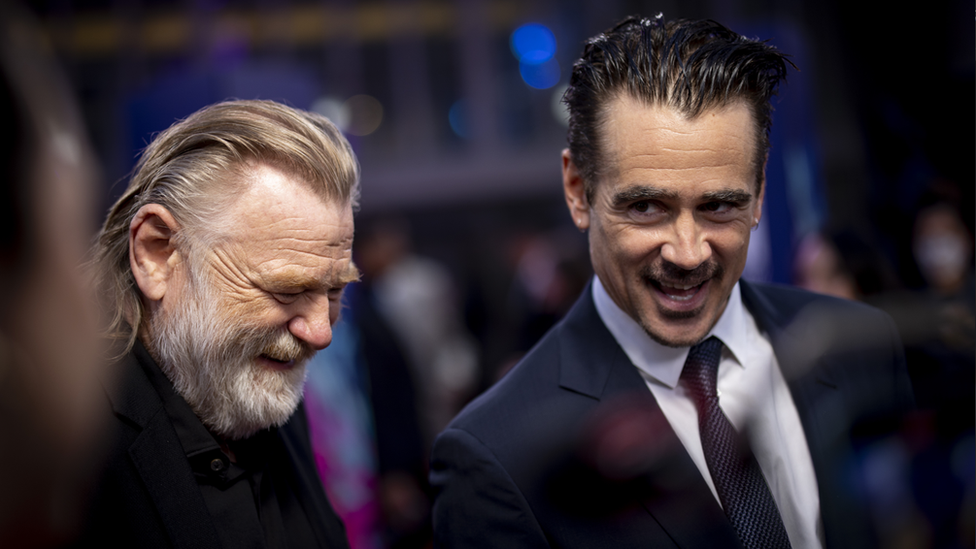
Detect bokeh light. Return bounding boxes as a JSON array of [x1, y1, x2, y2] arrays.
[[510, 23, 556, 64], [343, 94, 384, 136], [519, 57, 560, 89], [311, 96, 350, 131], [511, 23, 560, 90], [448, 99, 470, 139]]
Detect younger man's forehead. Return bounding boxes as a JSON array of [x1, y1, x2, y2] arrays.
[[594, 95, 763, 190]]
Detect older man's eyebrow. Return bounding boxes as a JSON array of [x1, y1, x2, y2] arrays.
[[267, 272, 322, 291], [338, 262, 361, 286], [611, 186, 679, 207], [267, 264, 358, 292], [701, 189, 753, 204]]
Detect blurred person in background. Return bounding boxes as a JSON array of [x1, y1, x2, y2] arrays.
[[431, 14, 914, 549], [793, 219, 974, 547], [905, 197, 974, 409], [495, 230, 591, 381], [303, 314, 386, 549], [901, 195, 975, 549], [342, 218, 486, 548], [0, 3, 107, 547], [304, 220, 437, 549], [79, 99, 357, 548], [793, 230, 902, 303], [793, 233, 860, 301], [356, 219, 479, 447], [912, 197, 973, 300]]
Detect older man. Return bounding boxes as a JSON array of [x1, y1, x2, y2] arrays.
[[431, 15, 913, 549], [80, 100, 359, 548]]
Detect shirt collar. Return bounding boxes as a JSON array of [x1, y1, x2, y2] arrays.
[[592, 275, 752, 389], [134, 340, 275, 483]]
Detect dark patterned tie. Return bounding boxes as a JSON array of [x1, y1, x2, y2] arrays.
[[680, 336, 792, 549]]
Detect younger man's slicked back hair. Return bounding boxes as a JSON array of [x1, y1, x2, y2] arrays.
[[92, 99, 360, 354], [563, 14, 791, 203]]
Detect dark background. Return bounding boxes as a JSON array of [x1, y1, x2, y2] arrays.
[[22, 0, 973, 277], [23, 0, 974, 377], [18, 2, 974, 547]]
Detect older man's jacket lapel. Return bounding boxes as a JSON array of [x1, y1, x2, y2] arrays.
[[106, 350, 223, 549]]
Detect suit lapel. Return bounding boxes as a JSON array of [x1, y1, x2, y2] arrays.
[[739, 280, 842, 471], [740, 280, 879, 548], [110, 352, 222, 549], [556, 285, 742, 548]]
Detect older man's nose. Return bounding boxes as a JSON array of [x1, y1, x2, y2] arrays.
[[287, 298, 333, 350]]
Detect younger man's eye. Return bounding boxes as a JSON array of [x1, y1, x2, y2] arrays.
[[703, 201, 732, 213]]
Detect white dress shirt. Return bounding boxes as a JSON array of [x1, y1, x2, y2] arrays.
[[592, 276, 824, 549]]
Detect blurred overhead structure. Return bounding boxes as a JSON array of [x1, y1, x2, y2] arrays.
[[31, 0, 573, 213]]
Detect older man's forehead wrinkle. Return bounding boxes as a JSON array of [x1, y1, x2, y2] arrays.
[[251, 249, 351, 276], [209, 246, 255, 289], [268, 234, 353, 250], [246, 216, 352, 239]]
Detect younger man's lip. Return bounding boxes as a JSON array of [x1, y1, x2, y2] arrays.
[[649, 277, 709, 293], [658, 280, 704, 291], [647, 277, 711, 309]]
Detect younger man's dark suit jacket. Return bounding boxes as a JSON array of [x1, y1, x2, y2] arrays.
[[76, 343, 350, 549], [431, 280, 914, 549]]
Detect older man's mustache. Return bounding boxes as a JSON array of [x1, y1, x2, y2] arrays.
[[257, 329, 316, 365]]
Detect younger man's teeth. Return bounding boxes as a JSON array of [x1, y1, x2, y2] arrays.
[[662, 282, 696, 290]]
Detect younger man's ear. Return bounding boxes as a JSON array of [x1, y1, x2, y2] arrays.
[[562, 149, 590, 231], [753, 154, 768, 226], [129, 204, 182, 303]]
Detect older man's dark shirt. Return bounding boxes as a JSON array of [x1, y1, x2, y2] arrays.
[[138, 342, 321, 548], [77, 341, 349, 549]]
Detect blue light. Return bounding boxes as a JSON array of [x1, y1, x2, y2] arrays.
[[510, 23, 556, 64], [519, 57, 560, 89], [449, 99, 470, 138]]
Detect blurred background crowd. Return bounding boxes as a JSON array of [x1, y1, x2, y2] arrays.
[[4, 0, 974, 548]]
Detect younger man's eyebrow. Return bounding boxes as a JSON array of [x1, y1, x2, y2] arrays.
[[701, 189, 753, 203], [611, 186, 679, 207]]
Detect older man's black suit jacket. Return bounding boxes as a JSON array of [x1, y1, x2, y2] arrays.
[[76, 345, 349, 549], [431, 280, 913, 549]]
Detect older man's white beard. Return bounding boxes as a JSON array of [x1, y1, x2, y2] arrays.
[[148, 271, 316, 440]]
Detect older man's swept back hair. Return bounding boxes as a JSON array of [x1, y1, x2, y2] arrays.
[[563, 14, 791, 203], [92, 99, 360, 353]]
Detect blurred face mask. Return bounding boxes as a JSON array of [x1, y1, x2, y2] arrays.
[[914, 232, 970, 292]]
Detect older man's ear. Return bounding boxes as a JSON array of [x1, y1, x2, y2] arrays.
[[129, 204, 183, 304]]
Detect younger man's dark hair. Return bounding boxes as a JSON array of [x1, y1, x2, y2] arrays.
[[563, 14, 792, 203]]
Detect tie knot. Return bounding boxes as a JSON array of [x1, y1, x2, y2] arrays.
[[680, 336, 724, 403]]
